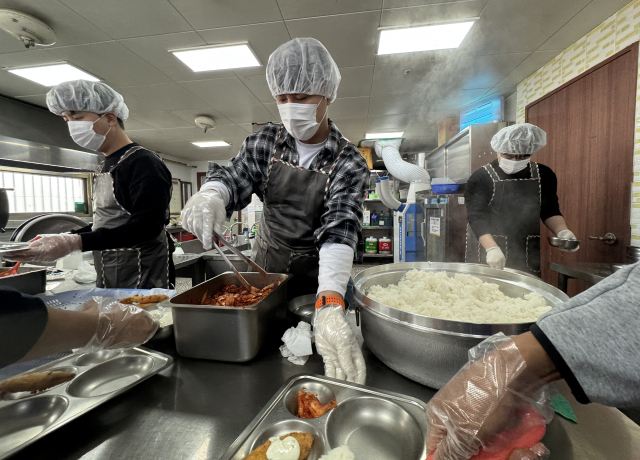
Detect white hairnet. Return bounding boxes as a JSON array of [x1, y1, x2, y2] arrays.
[[266, 38, 341, 101], [490, 123, 547, 155], [46, 80, 129, 121]]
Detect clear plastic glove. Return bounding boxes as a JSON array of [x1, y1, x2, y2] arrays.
[[426, 334, 554, 460], [557, 229, 580, 252], [79, 297, 159, 352], [180, 190, 226, 250], [486, 246, 506, 270], [3, 234, 82, 262], [508, 443, 550, 460], [313, 305, 366, 384]]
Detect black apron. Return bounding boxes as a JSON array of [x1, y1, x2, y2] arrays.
[[92, 146, 171, 289], [251, 126, 350, 300], [465, 162, 541, 274]]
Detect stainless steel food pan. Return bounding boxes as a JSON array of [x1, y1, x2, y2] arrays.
[[165, 272, 291, 362], [0, 266, 46, 294], [549, 236, 580, 250], [353, 262, 569, 389]]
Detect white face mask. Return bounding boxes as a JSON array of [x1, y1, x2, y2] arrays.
[[499, 157, 530, 174], [68, 114, 111, 151], [277, 97, 327, 141]]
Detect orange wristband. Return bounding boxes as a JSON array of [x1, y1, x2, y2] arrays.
[[315, 296, 345, 310]]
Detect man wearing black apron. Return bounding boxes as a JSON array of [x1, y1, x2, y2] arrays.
[[181, 38, 368, 384], [7, 81, 174, 289], [465, 123, 578, 274]]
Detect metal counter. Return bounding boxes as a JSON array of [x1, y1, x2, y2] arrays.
[[8, 312, 640, 460], [549, 262, 614, 293]]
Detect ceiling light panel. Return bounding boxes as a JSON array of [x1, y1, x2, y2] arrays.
[[192, 141, 230, 147], [365, 132, 404, 139], [173, 44, 261, 72], [378, 22, 475, 55], [8, 64, 100, 87]]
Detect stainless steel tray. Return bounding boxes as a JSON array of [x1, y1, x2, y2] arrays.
[[0, 266, 46, 295], [220, 374, 428, 460], [0, 347, 173, 459], [0, 242, 30, 254]]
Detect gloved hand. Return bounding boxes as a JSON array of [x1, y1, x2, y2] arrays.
[[180, 190, 226, 250], [486, 246, 506, 270], [3, 234, 82, 262], [507, 443, 550, 460], [313, 305, 366, 384], [426, 334, 553, 460], [80, 297, 159, 352], [557, 229, 580, 252]]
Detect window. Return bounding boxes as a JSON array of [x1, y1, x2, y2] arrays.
[[0, 171, 87, 214]]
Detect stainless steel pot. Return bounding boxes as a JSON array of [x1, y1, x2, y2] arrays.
[[353, 262, 569, 389]]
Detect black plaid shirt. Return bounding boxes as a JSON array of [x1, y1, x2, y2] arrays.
[[206, 120, 369, 250]]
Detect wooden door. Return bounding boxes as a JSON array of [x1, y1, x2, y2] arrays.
[[526, 42, 637, 296], [197, 172, 207, 190]]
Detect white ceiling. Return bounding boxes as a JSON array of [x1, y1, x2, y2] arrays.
[[0, 0, 632, 160]]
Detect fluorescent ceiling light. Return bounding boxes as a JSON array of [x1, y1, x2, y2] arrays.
[[8, 64, 99, 87], [378, 21, 474, 55], [365, 132, 404, 140], [173, 44, 260, 72], [192, 141, 230, 148]]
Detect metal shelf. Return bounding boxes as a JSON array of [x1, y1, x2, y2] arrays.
[[363, 253, 394, 258], [365, 199, 381, 201], [362, 226, 393, 229]]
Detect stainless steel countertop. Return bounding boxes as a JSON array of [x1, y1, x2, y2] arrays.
[[8, 314, 640, 459], [549, 262, 615, 284], [172, 253, 201, 270]]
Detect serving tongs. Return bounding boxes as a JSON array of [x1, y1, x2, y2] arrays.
[[211, 229, 267, 277], [211, 239, 254, 292]]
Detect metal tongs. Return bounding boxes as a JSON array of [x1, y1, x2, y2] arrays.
[[211, 229, 267, 291]]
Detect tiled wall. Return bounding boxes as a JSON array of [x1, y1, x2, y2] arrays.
[[516, 0, 640, 244]]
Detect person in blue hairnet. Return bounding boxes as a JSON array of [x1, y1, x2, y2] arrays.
[[180, 38, 369, 384], [464, 123, 577, 273]]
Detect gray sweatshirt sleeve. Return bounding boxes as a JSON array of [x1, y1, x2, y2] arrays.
[[531, 263, 640, 407]]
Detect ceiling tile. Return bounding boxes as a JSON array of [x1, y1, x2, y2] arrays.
[[15, 94, 48, 108], [338, 66, 374, 98], [47, 42, 172, 86], [128, 129, 177, 142], [380, 1, 487, 27], [170, 107, 235, 127], [0, 49, 63, 69], [238, 75, 274, 103], [483, 87, 517, 98], [123, 118, 153, 131], [493, 50, 562, 88], [237, 123, 254, 133], [538, 0, 632, 51], [374, 49, 455, 65], [129, 110, 194, 129], [0, 0, 111, 53], [216, 103, 275, 124], [286, 11, 381, 67], [180, 78, 261, 107], [402, 118, 442, 138], [119, 32, 236, 82], [277, 0, 382, 20], [0, 71, 49, 98], [122, 83, 208, 111], [60, 0, 192, 39], [416, 88, 490, 117], [197, 22, 291, 76], [163, 124, 249, 141], [459, 0, 591, 56], [169, 0, 282, 30], [366, 114, 412, 131], [371, 60, 446, 95], [368, 93, 423, 116], [331, 116, 367, 137], [263, 102, 283, 122], [435, 53, 529, 91], [383, 0, 472, 6], [329, 97, 370, 118]]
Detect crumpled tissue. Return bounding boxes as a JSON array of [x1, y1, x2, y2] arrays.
[[73, 261, 97, 284], [280, 321, 313, 365]]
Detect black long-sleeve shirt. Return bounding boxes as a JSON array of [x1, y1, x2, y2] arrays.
[[74, 143, 173, 251], [0, 287, 48, 368], [464, 159, 562, 237]]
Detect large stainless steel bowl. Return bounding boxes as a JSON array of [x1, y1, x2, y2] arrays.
[[353, 262, 569, 389]]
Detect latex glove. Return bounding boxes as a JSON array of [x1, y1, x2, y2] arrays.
[[508, 443, 551, 460], [314, 305, 366, 384], [486, 246, 506, 270], [3, 234, 82, 262], [180, 190, 226, 250], [557, 229, 580, 252], [426, 334, 553, 460], [80, 297, 159, 352]]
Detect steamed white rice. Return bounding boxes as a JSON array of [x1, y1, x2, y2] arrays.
[[367, 270, 551, 324], [319, 446, 355, 460]]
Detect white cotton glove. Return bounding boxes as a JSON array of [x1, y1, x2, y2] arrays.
[[486, 246, 506, 270], [180, 190, 226, 250], [3, 234, 82, 262], [557, 229, 580, 252], [314, 305, 366, 385], [79, 298, 159, 352]]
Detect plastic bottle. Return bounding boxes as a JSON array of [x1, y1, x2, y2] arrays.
[[363, 208, 371, 226], [379, 237, 392, 254], [365, 236, 378, 254], [378, 210, 386, 227], [371, 211, 378, 226]]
